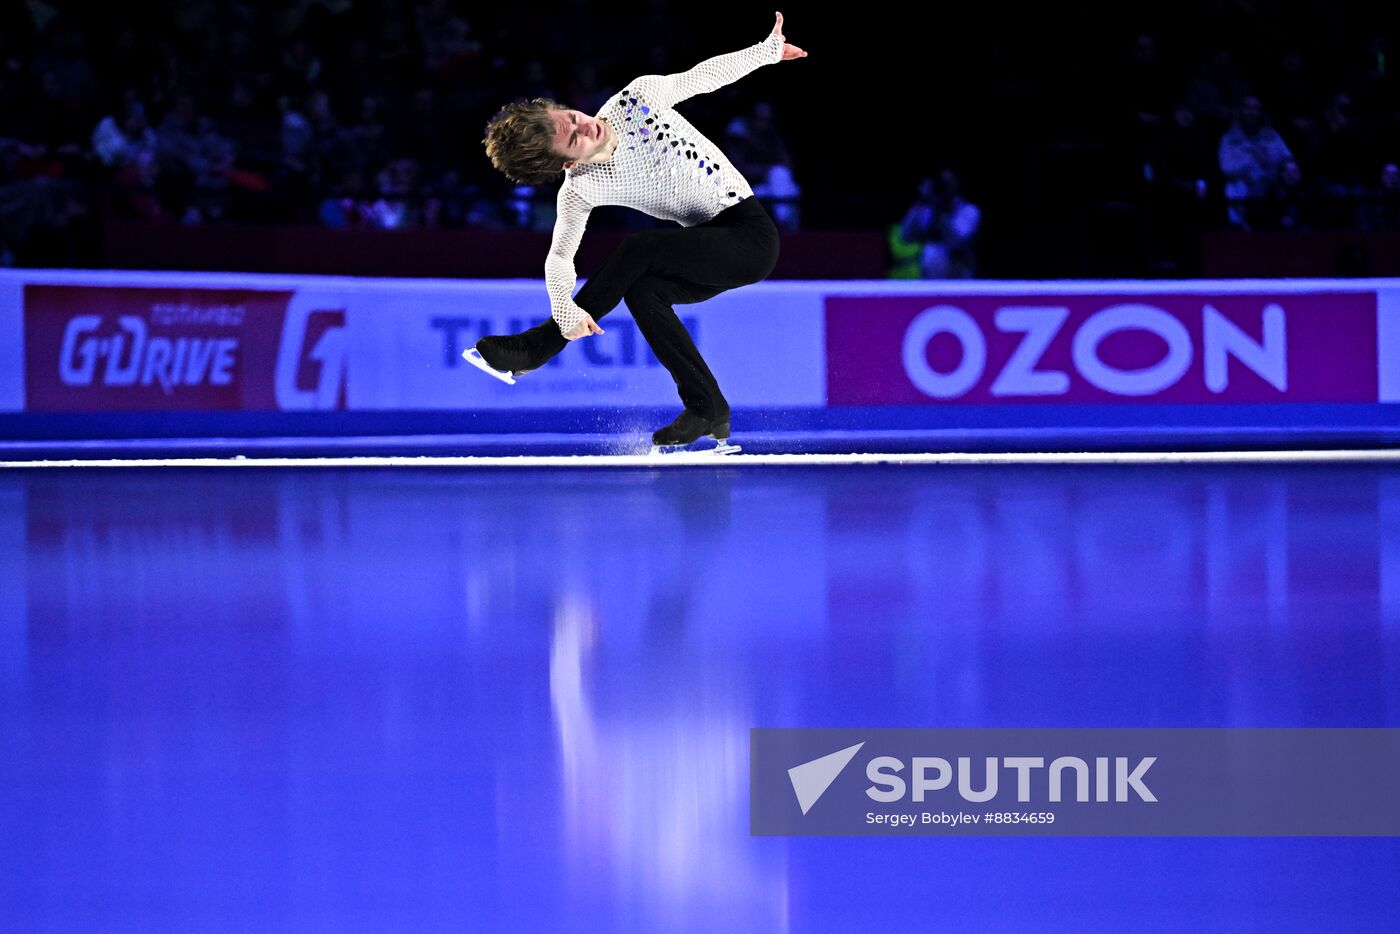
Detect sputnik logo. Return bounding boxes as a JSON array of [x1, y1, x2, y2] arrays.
[[787, 742, 864, 815]]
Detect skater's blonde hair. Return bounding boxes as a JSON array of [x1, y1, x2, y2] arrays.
[[482, 97, 571, 185]]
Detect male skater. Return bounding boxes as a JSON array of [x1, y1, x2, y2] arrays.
[[474, 12, 807, 449]]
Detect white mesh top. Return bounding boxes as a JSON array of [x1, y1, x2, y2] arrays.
[[544, 32, 786, 335]]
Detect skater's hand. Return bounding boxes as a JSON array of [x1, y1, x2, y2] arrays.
[[770, 11, 807, 60], [563, 313, 605, 340]]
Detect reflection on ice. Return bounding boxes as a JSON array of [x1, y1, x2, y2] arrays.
[[549, 591, 787, 932]]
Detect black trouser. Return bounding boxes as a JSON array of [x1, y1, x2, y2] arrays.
[[515, 195, 779, 420]]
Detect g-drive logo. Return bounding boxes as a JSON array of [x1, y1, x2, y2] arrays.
[[59, 312, 240, 392], [789, 742, 1157, 815], [25, 285, 344, 411]]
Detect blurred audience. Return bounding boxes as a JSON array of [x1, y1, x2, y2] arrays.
[[3, 0, 1400, 275], [900, 169, 981, 279], [1263, 158, 1314, 231], [1218, 96, 1293, 229], [724, 102, 801, 229], [1359, 162, 1400, 230]]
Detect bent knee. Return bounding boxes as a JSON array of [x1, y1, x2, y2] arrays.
[[619, 229, 663, 257], [741, 244, 779, 285], [624, 279, 666, 305]]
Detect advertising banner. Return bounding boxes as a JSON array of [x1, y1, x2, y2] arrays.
[[826, 292, 1379, 405], [364, 284, 824, 410], [4, 272, 1400, 417], [21, 285, 347, 412], [11, 277, 823, 412]]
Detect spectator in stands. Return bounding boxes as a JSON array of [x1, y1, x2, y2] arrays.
[[1308, 91, 1381, 227], [1218, 96, 1293, 229], [217, 79, 281, 177], [278, 32, 324, 96], [1350, 36, 1399, 128], [1125, 33, 1174, 128], [325, 36, 384, 118], [885, 220, 922, 278], [414, 0, 481, 83], [0, 176, 89, 265], [319, 166, 369, 229], [1263, 47, 1322, 152], [1308, 92, 1369, 198], [156, 91, 234, 191], [303, 89, 349, 183], [901, 169, 981, 279], [208, 28, 270, 96], [362, 157, 437, 230], [0, 62, 91, 262], [516, 60, 558, 103], [344, 94, 391, 179], [1143, 101, 1216, 273], [19, 69, 91, 170], [723, 101, 793, 182], [1264, 158, 1314, 231], [1187, 48, 1251, 132], [723, 101, 798, 228], [753, 163, 801, 230], [564, 63, 611, 119], [1148, 101, 1217, 197], [30, 16, 99, 112], [92, 95, 157, 170], [1122, 32, 1177, 164], [398, 86, 449, 182], [1359, 162, 1400, 230], [11, 3, 1400, 271]]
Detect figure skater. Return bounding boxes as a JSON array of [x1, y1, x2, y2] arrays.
[[473, 12, 808, 449]]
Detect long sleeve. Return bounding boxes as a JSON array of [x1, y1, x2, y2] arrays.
[[544, 184, 594, 335], [631, 33, 784, 109]]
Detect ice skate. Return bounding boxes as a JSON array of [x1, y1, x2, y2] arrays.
[[463, 335, 544, 385], [649, 410, 741, 455], [462, 347, 517, 384]]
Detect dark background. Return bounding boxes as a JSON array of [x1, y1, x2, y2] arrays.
[[2, 0, 1398, 277]]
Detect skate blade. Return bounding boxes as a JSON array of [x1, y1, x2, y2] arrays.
[[462, 347, 516, 385], [649, 438, 742, 456]]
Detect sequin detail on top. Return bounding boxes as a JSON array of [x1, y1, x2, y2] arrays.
[[543, 32, 784, 335]]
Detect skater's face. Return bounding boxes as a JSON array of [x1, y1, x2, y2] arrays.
[[550, 108, 612, 169]]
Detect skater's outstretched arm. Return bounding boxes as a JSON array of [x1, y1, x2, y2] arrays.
[[631, 12, 807, 109], [544, 185, 600, 339]]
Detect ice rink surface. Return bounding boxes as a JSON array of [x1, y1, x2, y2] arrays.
[[2, 459, 1398, 931]]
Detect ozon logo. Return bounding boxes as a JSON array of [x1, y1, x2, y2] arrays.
[[901, 302, 1287, 399]]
